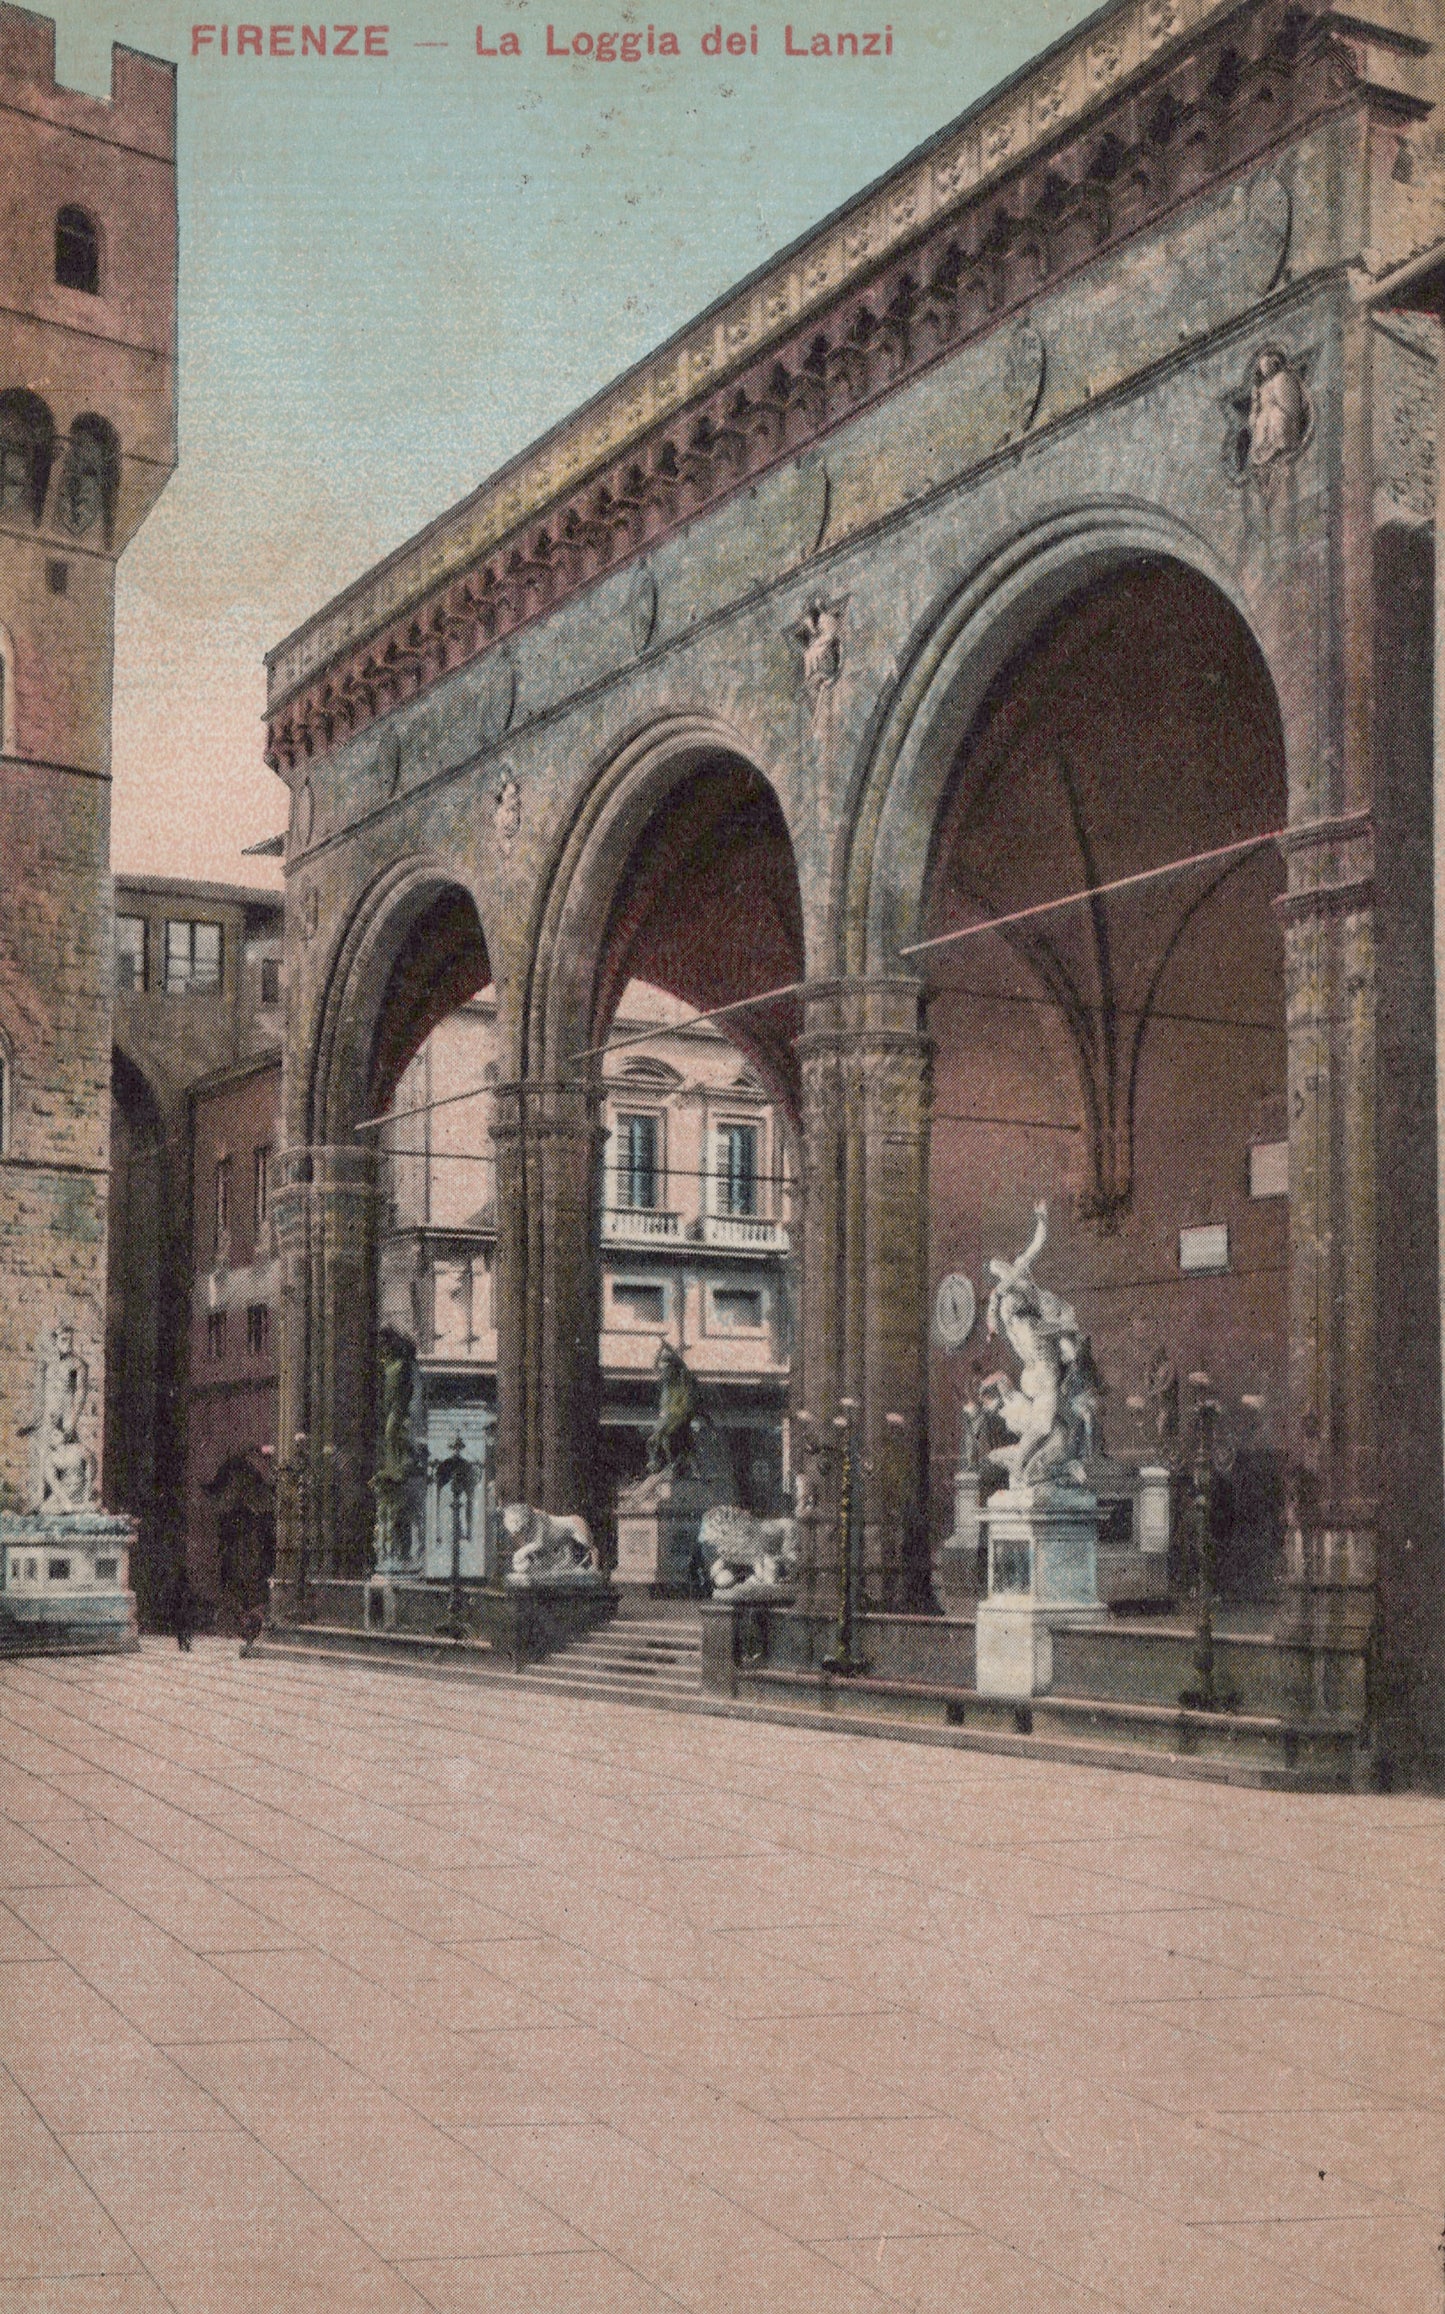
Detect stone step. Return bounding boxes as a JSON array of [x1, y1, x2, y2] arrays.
[[253, 1629, 1357, 1786], [568, 1630, 701, 1658], [514, 1667, 702, 1703]]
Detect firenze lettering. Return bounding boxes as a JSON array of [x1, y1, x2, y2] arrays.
[[191, 22, 389, 52], [191, 20, 894, 58]]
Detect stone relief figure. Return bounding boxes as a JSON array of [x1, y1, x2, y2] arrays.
[[1226, 345, 1312, 485], [1247, 347, 1310, 469], [790, 594, 848, 708], [20, 1322, 96, 1511], [493, 777, 521, 856], [501, 1502, 598, 1584], [646, 1343, 704, 1476], [977, 1202, 1102, 1492]]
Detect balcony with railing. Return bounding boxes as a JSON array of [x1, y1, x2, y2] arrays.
[[602, 1206, 682, 1244], [699, 1211, 789, 1251]]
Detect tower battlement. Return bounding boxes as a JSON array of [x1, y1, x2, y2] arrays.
[[0, 5, 174, 161]]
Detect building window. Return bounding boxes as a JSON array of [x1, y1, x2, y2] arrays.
[[253, 1144, 271, 1229], [260, 956, 281, 1006], [206, 1310, 227, 1360], [246, 1303, 270, 1357], [213, 1156, 231, 1257], [712, 1287, 764, 1331], [611, 1280, 666, 1325], [115, 915, 147, 993], [56, 414, 120, 543], [166, 919, 222, 994], [716, 1123, 758, 1217], [55, 206, 100, 294], [0, 389, 56, 524], [616, 1113, 660, 1210]]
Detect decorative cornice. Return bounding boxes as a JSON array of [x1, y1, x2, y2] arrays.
[[265, 0, 1390, 773]]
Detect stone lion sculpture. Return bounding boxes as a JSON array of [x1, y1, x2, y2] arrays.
[[501, 1502, 599, 1586], [698, 1504, 800, 1593]]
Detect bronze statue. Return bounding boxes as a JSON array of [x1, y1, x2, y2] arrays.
[[646, 1343, 703, 1475]]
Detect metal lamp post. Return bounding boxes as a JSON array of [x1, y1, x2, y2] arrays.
[[1180, 1373, 1238, 1712]]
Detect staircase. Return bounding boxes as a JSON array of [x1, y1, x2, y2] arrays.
[[513, 1599, 702, 1707]]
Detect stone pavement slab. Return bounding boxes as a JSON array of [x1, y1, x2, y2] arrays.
[[0, 1640, 1440, 2314]]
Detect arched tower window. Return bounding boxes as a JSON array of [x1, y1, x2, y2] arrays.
[[57, 414, 120, 543], [0, 391, 56, 525], [55, 206, 99, 295]]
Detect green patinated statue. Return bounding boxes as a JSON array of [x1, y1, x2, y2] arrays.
[[646, 1343, 703, 1476]]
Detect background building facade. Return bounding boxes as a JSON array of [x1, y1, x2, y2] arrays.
[[379, 981, 792, 1558], [108, 874, 283, 1615]]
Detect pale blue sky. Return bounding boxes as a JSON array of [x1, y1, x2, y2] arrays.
[[49, 0, 1099, 883]]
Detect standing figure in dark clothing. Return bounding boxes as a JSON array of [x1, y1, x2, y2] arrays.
[[170, 1563, 196, 1651]]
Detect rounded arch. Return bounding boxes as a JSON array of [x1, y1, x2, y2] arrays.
[[307, 855, 493, 1148], [839, 502, 1289, 977], [520, 713, 807, 1118]]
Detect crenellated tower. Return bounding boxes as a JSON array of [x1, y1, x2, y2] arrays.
[[0, 3, 175, 1565]]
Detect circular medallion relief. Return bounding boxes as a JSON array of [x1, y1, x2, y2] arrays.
[[934, 1272, 977, 1351]]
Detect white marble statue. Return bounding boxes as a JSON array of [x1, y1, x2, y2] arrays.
[[20, 1323, 96, 1512], [699, 1504, 800, 1593], [502, 1502, 598, 1584], [978, 1203, 1101, 1493]]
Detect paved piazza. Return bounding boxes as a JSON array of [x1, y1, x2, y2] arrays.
[[0, 1645, 1441, 2314]]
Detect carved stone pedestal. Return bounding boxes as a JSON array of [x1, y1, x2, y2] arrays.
[[936, 1467, 985, 1610], [974, 1486, 1105, 1699], [615, 1471, 712, 1592], [0, 1512, 138, 1651]]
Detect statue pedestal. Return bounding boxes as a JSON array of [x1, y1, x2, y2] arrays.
[[974, 1486, 1105, 1699], [1136, 1465, 1171, 1556], [0, 1511, 138, 1651], [615, 1471, 712, 1592], [937, 1468, 986, 1608]]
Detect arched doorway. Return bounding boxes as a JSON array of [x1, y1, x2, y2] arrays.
[[505, 734, 804, 1549], [296, 872, 492, 1580], [917, 558, 1288, 1600]]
